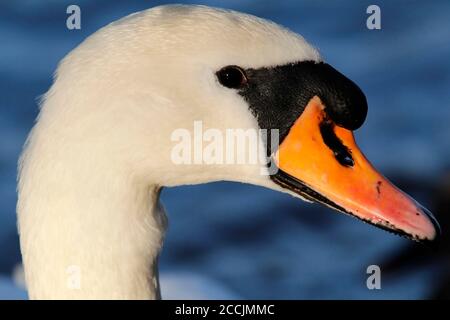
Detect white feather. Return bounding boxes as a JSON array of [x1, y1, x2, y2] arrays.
[[17, 4, 321, 299]]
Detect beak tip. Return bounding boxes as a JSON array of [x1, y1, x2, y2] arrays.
[[421, 206, 441, 249], [405, 204, 441, 248]]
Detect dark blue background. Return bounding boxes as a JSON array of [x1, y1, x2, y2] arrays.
[[1, 0, 449, 299]]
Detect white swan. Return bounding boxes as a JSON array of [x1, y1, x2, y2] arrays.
[[17, 5, 439, 299]]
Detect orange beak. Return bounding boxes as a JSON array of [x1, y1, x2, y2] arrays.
[[272, 96, 440, 243]]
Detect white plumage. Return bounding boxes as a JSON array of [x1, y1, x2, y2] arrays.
[[17, 5, 321, 299]]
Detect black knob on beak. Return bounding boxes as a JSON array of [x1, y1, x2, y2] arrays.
[[313, 63, 368, 130], [237, 60, 369, 149]]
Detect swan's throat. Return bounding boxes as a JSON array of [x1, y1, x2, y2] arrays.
[[18, 157, 167, 299]]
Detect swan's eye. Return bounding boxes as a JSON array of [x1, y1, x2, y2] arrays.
[[216, 66, 247, 89]]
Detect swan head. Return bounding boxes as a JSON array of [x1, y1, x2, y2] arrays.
[[31, 5, 439, 244]]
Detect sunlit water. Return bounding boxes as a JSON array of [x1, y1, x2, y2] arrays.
[[0, 0, 449, 299]]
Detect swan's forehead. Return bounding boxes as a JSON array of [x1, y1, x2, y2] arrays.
[[118, 5, 321, 69], [192, 24, 321, 69]]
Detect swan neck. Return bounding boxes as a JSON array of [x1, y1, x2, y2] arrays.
[[18, 151, 167, 299]]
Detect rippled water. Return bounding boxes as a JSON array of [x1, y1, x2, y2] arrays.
[[0, 0, 449, 299]]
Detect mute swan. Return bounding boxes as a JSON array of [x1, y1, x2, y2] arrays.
[[17, 5, 440, 299]]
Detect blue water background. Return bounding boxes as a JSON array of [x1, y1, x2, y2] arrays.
[[0, 0, 449, 299]]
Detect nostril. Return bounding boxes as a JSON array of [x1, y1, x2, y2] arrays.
[[319, 120, 354, 167]]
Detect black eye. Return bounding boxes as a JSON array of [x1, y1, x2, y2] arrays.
[[216, 66, 247, 89]]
